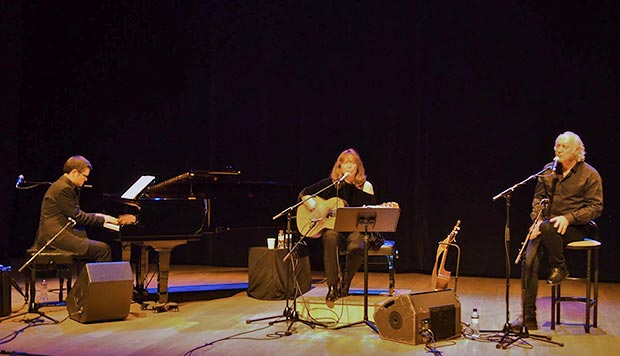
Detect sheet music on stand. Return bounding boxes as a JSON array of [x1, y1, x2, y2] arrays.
[[333, 206, 400, 233], [103, 175, 155, 232], [121, 175, 156, 200]]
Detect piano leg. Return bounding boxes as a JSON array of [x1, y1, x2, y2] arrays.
[[155, 248, 172, 304], [121, 242, 151, 302], [121, 241, 132, 262], [138, 246, 149, 293], [120, 240, 189, 307], [149, 241, 188, 305]]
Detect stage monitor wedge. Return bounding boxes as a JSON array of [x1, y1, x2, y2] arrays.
[[66, 262, 133, 324], [374, 289, 461, 345]]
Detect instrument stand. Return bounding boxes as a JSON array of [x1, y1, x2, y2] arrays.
[[245, 212, 326, 331], [439, 241, 462, 295], [331, 207, 400, 332], [491, 170, 563, 349], [1, 219, 77, 324]]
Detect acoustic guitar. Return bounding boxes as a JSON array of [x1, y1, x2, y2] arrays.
[[431, 220, 461, 291], [296, 196, 399, 238]]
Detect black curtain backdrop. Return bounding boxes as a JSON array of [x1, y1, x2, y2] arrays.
[[3, 2, 619, 281]]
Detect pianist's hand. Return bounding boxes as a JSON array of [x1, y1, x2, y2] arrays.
[[118, 214, 137, 225], [98, 213, 119, 225]]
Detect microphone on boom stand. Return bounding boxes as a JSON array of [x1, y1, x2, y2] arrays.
[[15, 175, 24, 188], [549, 156, 559, 173]]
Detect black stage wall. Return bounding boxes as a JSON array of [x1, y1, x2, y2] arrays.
[[3, 2, 619, 281]]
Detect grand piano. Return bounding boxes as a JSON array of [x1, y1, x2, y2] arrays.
[[103, 170, 295, 305]]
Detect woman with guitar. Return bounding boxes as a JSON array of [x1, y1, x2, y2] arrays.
[[298, 148, 376, 303]]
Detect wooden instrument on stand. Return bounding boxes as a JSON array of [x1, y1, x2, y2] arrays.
[[431, 220, 461, 291]]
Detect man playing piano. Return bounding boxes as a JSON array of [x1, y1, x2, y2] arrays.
[[32, 155, 136, 262]]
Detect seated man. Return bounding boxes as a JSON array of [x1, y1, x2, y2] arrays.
[[32, 155, 136, 261], [519, 131, 603, 330]]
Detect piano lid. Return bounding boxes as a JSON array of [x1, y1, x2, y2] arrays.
[[144, 170, 241, 198], [102, 170, 299, 237]]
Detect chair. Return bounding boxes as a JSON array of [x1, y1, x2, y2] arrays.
[[550, 221, 600, 333], [340, 239, 399, 295], [368, 239, 399, 295]]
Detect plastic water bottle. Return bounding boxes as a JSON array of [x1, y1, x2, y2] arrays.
[[40, 279, 48, 302], [470, 308, 480, 338], [277, 230, 285, 249], [284, 232, 292, 250]]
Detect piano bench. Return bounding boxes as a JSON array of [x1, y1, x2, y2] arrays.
[[24, 249, 76, 307], [340, 239, 399, 296]]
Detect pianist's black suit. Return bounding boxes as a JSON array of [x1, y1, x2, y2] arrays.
[[33, 175, 111, 261]]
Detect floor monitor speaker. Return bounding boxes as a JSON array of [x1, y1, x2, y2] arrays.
[[66, 262, 133, 323], [374, 289, 461, 345]]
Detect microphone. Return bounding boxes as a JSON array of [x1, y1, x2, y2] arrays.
[[82, 184, 93, 188], [67, 217, 77, 226], [337, 172, 350, 183], [16, 174, 24, 187], [550, 156, 559, 173]]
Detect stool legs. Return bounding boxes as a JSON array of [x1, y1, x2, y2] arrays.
[[386, 255, 395, 296], [25, 264, 73, 309], [550, 248, 599, 333], [593, 248, 599, 328], [28, 268, 37, 311], [585, 249, 591, 333]]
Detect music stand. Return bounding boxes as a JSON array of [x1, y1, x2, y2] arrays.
[[332, 206, 400, 332]]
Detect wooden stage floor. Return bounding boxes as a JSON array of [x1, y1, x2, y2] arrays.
[[1, 265, 619, 356]]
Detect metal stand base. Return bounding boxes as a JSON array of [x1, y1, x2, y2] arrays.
[[0, 301, 62, 324], [495, 323, 563, 349]]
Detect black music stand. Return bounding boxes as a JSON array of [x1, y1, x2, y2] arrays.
[[332, 206, 400, 332]]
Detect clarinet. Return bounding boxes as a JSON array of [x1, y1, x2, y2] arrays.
[[515, 198, 549, 264]]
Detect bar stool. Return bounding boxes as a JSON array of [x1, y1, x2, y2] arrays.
[[550, 221, 600, 333], [341, 239, 399, 295]]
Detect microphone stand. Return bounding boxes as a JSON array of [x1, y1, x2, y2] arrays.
[[15, 178, 52, 190], [491, 168, 563, 349], [1, 219, 77, 323], [245, 176, 346, 329]]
